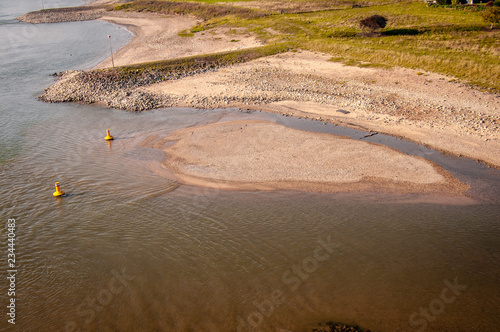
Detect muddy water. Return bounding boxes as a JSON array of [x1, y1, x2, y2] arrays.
[[1, 1, 499, 331]]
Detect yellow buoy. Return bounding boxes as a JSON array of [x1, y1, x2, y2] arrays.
[[104, 129, 114, 141], [53, 182, 65, 197]]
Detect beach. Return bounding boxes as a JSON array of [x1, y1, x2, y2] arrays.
[[18, 3, 500, 192], [148, 119, 468, 194], [95, 12, 263, 69]]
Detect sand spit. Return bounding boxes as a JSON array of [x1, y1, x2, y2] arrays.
[[16, 5, 107, 24], [150, 120, 468, 194]]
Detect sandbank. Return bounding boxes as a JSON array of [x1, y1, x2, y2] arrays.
[[149, 120, 468, 194]]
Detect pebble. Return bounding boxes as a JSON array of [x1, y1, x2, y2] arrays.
[[39, 55, 498, 139]]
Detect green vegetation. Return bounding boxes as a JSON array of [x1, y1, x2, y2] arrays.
[[359, 15, 388, 32], [104, 43, 290, 78], [172, 0, 253, 3], [112, 0, 500, 91], [112, 0, 267, 19], [178, 29, 194, 37], [482, 6, 500, 29]]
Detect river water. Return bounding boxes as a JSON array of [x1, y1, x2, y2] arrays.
[[1, 1, 499, 331]]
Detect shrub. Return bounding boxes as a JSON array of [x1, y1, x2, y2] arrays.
[[482, 6, 500, 29], [359, 15, 388, 31]]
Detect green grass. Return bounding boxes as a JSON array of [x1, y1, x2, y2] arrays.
[[113, 0, 500, 91], [178, 29, 194, 37], [103, 43, 291, 78]]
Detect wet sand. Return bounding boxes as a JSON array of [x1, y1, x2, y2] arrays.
[[149, 120, 468, 194]]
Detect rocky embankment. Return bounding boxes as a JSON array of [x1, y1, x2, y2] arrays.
[[41, 66, 282, 111], [17, 6, 107, 24], [312, 321, 368, 332], [40, 66, 221, 111], [41, 64, 499, 141]]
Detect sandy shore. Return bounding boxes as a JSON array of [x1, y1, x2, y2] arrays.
[[91, 11, 500, 168], [149, 120, 467, 193], [21, 6, 499, 192], [95, 12, 264, 69], [143, 50, 500, 169]]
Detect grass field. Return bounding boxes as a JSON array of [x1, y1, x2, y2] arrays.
[[112, 0, 500, 91], [111, 43, 291, 77]]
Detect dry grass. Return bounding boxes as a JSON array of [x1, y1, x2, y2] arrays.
[[112, 0, 268, 19]]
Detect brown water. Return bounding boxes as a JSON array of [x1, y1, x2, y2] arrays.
[[1, 106, 499, 332], [1, 2, 499, 331]]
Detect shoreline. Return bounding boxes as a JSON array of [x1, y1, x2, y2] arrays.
[[16, 4, 108, 24], [18, 6, 500, 186]]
